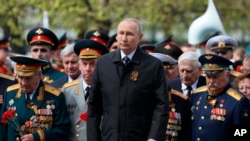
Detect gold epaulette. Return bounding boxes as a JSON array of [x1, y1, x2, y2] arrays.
[[63, 79, 79, 88], [226, 88, 243, 101], [0, 73, 15, 81], [7, 84, 20, 92], [45, 84, 60, 96], [193, 86, 208, 94], [230, 70, 242, 77], [170, 89, 188, 100]]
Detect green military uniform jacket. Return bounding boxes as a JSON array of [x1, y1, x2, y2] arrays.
[[0, 80, 71, 141], [42, 63, 66, 84]]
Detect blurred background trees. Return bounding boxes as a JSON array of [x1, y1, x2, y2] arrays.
[[0, 0, 250, 54]]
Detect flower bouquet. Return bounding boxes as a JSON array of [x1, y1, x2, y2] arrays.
[[80, 111, 88, 122], [1, 110, 24, 137]]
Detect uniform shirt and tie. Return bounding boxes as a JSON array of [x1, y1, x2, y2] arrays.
[[181, 80, 198, 100], [84, 85, 90, 101]]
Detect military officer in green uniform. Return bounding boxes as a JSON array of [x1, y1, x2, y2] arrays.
[[0, 56, 71, 141], [27, 27, 66, 84]]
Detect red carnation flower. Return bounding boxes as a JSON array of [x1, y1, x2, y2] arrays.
[[80, 112, 88, 121]]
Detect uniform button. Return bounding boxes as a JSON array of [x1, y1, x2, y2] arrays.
[[76, 134, 80, 137], [198, 126, 202, 130], [204, 106, 207, 109], [76, 125, 80, 128], [197, 137, 200, 141], [191, 115, 194, 120], [201, 116, 204, 120]]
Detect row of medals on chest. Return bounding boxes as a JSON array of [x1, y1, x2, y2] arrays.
[[194, 97, 226, 121], [166, 103, 182, 139]]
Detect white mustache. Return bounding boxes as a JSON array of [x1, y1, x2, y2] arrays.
[[208, 83, 217, 87]]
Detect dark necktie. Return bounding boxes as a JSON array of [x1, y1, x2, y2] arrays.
[[25, 94, 31, 104], [186, 86, 192, 100], [123, 56, 130, 65], [85, 86, 90, 101]]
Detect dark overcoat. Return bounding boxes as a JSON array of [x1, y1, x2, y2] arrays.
[[87, 47, 168, 141]]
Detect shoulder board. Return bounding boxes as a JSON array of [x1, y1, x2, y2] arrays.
[[7, 84, 20, 92], [226, 88, 243, 101], [193, 86, 208, 94], [230, 70, 242, 77], [45, 84, 61, 96], [63, 79, 79, 88], [0, 73, 15, 81], [170, 89, 188, 100]]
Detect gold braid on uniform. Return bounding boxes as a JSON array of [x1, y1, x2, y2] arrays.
[[43, 76, 53, 84], [37, 129, 45, 141]]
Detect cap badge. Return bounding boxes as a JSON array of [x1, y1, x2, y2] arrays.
[[204, 64, 220, 70], [22, 65, 26, 68], [164, 45, 171, 49], [205, 55, 213, 60], [218, 41, 225, 48], [93, 31, 100, 37], [35, 28, 43, 34]]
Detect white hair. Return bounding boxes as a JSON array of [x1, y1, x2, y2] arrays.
[[60, 43, 75, 59], [178, 51, 201, 67]]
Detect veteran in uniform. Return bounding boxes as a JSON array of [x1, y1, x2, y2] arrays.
[[167, 51, 206, 98], [151, 53, 191, 141], [191, 54, 250, 141], [62, 39, 108, 141], [0, 56, 71, 141], [27, 27, 66, 84]]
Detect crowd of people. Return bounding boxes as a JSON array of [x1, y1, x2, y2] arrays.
[[0, 17, 250, 141]]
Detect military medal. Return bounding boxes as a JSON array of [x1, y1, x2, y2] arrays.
[[50, 100, 55, 109], [166, 102, 181, 141], [9, 99, 14, 105]]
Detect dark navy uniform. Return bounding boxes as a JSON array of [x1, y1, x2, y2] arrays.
[[0, 56, 71, 141], [191, 84, 250, 141], [167, 89, 191, 141], [191, 54, 250, 141], [150, 53, 191, 141]]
